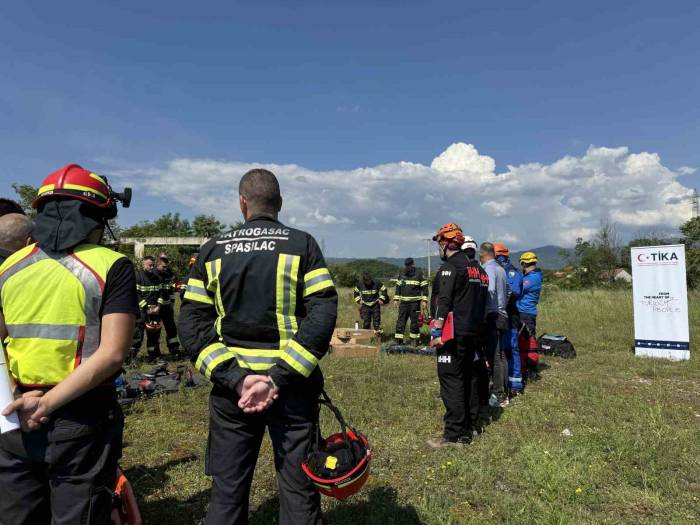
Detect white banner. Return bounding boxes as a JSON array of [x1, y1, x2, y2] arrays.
[[631, 244, 689, 360]]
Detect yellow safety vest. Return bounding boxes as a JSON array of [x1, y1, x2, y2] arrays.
[[0, 243, 125, 387]]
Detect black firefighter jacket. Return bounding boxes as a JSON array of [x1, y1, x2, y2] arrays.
[[353, 280, 389, 306], [395, 267, 429, 303], [431, 251, 489, 337], [178, 215, 338, 392], [135, 269, 165, 311]]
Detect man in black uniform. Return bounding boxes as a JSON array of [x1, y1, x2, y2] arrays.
[[428, 224, 488, 448], [131, 255, 164, 362], [156, 254, 181, 357], [353, 272, 389, 332], [178, 168, 337, 525], [393, 257, 428, 345]]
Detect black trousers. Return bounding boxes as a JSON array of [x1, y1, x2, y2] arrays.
[[484, 316, 508, 398], [205, 386, 323, 525], [436, 336, 480, 441], [130, 313, 162, 359], [0, 396, 123, 525], [161, 304, 180, 352], [360, 303, 381, 331], [395, 301, 421, 341]]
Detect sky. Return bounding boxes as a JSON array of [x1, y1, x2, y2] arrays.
[[1, 1, 699, 257]]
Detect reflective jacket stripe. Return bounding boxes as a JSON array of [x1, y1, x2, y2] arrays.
[[51, 252, 104, 361], [183, 278, 214, 305], [276, 254, 300, 343], [6, 324, 81, 340], [303, 268, 334, 296], [280, 340, 318, 377], [196, 343, 235, 379]]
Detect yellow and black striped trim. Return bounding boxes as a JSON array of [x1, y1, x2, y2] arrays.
[[304, 268, 334, 297], [183, 278, 214, 305]]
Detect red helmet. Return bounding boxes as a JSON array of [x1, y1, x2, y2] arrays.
[[33, 164, 122, 218], [302, 391, 371, 501]]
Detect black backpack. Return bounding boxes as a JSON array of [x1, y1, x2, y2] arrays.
[[537, 334, 576, 359]]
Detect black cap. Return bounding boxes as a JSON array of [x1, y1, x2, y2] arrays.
[[404, 257, 414, 266]]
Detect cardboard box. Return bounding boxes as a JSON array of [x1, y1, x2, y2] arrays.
[[332, 328, 378, 345], [330, 344, 380, 358]]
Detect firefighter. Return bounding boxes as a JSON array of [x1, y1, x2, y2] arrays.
[[0, 164, 137, 524], [131, 255, 165, 362], [393, 257, 428, 345], [178, 168, 337, 525], [517, 251, 543, 380], [156, 253, 181, 357], [495, 243, 524, 394], [353, 272, 389, 332], [428, 224, 488, 448]]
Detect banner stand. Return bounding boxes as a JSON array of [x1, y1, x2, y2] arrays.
[[631, 244, 690, 361]]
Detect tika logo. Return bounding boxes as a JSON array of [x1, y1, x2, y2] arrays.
[[636, 252, 679, 263], [437, 355, 451, 364]]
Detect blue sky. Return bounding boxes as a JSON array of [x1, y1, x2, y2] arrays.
[[1, 1, 699, 256]]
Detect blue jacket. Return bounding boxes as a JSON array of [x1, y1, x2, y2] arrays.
[[502, 261, 522, 302], [516, 268, 543, 316]]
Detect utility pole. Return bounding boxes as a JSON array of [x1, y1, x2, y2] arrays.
[[693, 188, 699, 219], [424, 238, 433, 277]]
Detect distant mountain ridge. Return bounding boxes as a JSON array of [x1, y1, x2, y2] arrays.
[[328, 245, 568, 271]]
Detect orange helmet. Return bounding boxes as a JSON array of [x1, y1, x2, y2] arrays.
[[494, 243, 509, 257], [33, 164, 131, 219], [302, 391, 371, 501], [433, 223, 465, 248]]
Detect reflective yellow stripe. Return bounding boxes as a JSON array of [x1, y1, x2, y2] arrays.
[[89, 172, 106, 185], [304, 268, 334, 296], [280, 340, 318, 377], [195, 343, 237, 380], [404, 280, 421, 285], [276, 254, 300, 343], [138, 299, 147, 308], [184, 278, 214, 305], [206, 259, 224, 337], [63, 183, 108, 200]]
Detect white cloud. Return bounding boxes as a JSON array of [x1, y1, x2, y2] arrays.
[[113, 142, 695, 257], [678, 166, 697, 176]]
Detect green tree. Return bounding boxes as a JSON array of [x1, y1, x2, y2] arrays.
[[12, 184, 38, 218], [329, 259, 401, 288], [121, 213, 192, 237], [564, 222, 622, 288], [192, 214, 225, 237], [679, 217, 700, 288]]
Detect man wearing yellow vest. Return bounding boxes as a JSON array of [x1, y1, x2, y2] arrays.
[[0, 164, 138, 524], [179, 168, 337, 525]]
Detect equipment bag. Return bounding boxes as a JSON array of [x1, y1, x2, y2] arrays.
[[537, 333, 576, 358]]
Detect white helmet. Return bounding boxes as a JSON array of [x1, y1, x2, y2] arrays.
[[461, 235, 477, 251]]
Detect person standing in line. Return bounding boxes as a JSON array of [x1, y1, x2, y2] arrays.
[[428, 224, 488, 448], [480, 242, 510, 408]]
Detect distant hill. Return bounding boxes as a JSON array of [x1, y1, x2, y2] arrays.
[[329, 245, 569, 272]]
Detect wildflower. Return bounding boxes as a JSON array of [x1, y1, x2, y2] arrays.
[[575, 487, 583, 494]]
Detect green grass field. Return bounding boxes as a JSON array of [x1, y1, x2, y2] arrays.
[[123, 289, 700, 524]]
